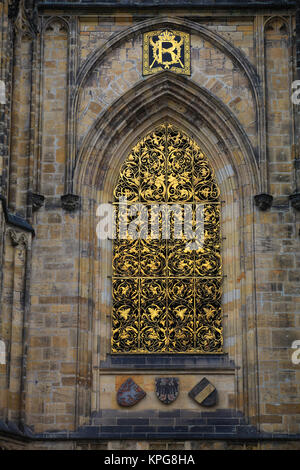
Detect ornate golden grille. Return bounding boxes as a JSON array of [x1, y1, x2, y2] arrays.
[[112, 124, 223, 354]]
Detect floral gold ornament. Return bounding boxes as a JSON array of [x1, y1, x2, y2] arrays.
[[112, 124, 223, 354], [143, 30, 190, 76]]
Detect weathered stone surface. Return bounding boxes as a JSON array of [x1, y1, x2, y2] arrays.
[[0, 0, 299, 449]]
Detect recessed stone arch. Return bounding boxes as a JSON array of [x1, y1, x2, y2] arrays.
[[75, 16, 261, 98], [74, 72, 260, 194], [67, 16, 264, 193], [264, 16, 290, 34], [42, 16, 69, 34], [72, 72, 261, 427], [263, 15, 293, 199], [38, 15, 70, 199]]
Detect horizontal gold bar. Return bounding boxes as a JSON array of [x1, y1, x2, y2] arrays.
[[111, 351, 224, 355], [112, 201, 222, 205], [112, 275, 223, 278]]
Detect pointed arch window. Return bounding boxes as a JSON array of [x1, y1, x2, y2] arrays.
[[112, 124, 222, 354]]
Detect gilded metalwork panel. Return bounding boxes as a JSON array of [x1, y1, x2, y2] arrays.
[[112, 124, 223, 354], [140, 278, 167, 353], [112, 278, 139, 353], [143, 30, 191, 76]]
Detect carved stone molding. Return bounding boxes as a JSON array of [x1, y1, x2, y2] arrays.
[[265, 16, 288, 35], [6, 229, 29, 249], [45, 18, 69, 34], [289, 192, 300, 211], [9, 0, 39, 38], [61, 194, 80, 212], [254, 193, 273, 211], [28, 192, 45, 212]]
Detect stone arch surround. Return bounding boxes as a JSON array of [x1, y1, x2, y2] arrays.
[[75, 16, 261, 102], [74, 73, 260, 192], [0, 0, 299, 446], [71, 73, 262, 431], [67, 16, 265, 192], [42, 15, 70, 33]]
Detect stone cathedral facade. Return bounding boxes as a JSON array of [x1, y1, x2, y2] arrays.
[[0, 0, 300, 450]]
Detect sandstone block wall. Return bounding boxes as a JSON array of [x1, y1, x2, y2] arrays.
[[0, 0, 299, 449]]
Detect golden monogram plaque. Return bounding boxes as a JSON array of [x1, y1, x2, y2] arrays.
[[143, 30, 191, 76]]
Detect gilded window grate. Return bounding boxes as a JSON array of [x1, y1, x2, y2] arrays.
[[112, 124, 223, 354]]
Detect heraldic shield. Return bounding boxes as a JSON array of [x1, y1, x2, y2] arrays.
[[155, 377, 179, 404], [117, 378, 146, 407], [188, 377, 218, 407]]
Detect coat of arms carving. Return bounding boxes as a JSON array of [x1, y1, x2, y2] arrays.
[[188, 377, 217, 407], [155, 377, 179, 404], [117, 378, 146, 407]]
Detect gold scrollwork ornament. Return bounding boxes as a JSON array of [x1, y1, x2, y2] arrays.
[[112, 124, 222, 354]]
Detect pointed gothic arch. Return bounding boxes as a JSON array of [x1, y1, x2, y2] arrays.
[[111, 123, 222, 354], [72, 73, 260, 427], [74, 72, 260, 193], [68, 16, 264, 193]]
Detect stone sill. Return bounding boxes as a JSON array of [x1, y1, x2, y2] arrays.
[[98, 353, 237, 372]]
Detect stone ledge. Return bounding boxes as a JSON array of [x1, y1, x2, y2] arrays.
[[1, 415, 300, 442], [38, 1, 297, 9], [0, 195, 35, 235], [99, 353, 236, 371]]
